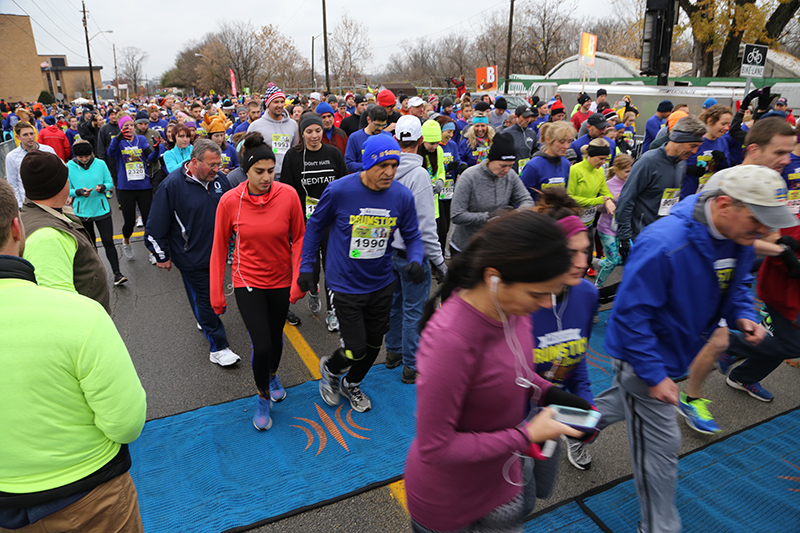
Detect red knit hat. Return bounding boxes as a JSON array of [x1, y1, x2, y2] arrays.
[[377, 89, 396, 107], [549, 100, 566, 114]]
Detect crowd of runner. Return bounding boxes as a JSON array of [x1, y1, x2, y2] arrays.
[[1, 81, 799, 533]]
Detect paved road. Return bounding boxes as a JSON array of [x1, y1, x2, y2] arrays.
[[99, 205, 800, 533]]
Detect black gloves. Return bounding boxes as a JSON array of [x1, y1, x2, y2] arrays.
[[405, 261, 425, 284], [618, 238, 631, 262], [456, 163, 467, 176], [686, 161, 708, 177], [778, 243, 800, 278], [741, 87, 761, 110], [297, 271, 318, 293], [97, 184, 106, 193], [431, 261, 448, 284], [757, 86, 774, 112], [73, 188, 88, 197], [543, 386, 592, 411], [711, 150, 726, 166], [446, 161, 459, 173], [777, 235, 799, 251]]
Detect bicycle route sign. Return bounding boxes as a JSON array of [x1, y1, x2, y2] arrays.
[[740, 44, 768, 78]]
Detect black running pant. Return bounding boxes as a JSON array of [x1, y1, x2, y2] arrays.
[[81, 215, 121, 276], [117, 188, 152, 239]]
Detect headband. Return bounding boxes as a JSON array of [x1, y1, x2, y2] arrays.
[[557, 215, 587, 239], [472, 116, 489, 124], [670, 129, 704, 143], [586, 144, 611, 157], [242, 145, 275, 172], [441, 122, 456, 132]]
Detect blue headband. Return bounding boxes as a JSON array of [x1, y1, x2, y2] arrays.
[[473, 116, 489, 125], [442, 122, 456, 132]]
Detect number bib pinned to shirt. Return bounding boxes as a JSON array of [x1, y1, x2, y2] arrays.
[[787, 190, 800, 215], [579, 207, 597, 226], [271, 134, 291, 155], [125, 161, 145, 181], [305, 196, 319, 220], [349, 223, 389, 259], [658, 188, 680, 216], [518, 158, 530, 172], [440, 179, 455, 200]]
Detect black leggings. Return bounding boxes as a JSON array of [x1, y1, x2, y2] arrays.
[[436, 199, 451, 253], [311, 228, 331, 311], [234, 287, 290, 393], [117, 189, 152, 239], [81, 215, 121, 276]]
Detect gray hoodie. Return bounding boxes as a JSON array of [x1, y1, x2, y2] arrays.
[[247, 109, 299, 181], [392, 153, 445, 267], [449, 161, 534, 251]]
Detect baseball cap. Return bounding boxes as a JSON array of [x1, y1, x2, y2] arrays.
[[515, 104, 535, 117], [408, 96, 424, 107], [587, 113, 609, 129], [712, 165, 797, 228], [395, 115, 422, 142], [309, 92, 322, 101], [776, 97, 788, 106], [702, 97, 718, 109]]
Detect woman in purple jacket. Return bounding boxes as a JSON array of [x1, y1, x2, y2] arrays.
[[405, 210, 593, 533]]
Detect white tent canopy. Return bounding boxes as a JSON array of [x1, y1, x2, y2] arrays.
[[71, 97, 91, 104]]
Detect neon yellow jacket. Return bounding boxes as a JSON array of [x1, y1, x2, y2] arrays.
[[567, 159, 612, 206]]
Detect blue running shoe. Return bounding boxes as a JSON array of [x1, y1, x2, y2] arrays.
[[678, 392, 722, 434], [715, 352, 736, 375], [269, 374, 286, 402], [726, 377, 773, 402], [253, 395, 272, 430]]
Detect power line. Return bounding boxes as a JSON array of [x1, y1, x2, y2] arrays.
[[11, 0, 88, 60], [29, 0, 85, 46]]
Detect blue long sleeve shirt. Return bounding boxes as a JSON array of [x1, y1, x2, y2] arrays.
[[344, 129, 370, 173], [107, 134, 152, 190], [300, 172, 424, 294], [642, 114, 664, 152], [520, 152, 571, 201]]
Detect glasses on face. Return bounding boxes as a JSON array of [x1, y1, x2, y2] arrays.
[[201, 159, 221, 170], [372, 122, 387, 129]]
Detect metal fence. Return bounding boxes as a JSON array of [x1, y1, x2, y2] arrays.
[[0, 140, 14, 181]]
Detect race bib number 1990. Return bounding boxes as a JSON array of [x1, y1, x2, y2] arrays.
[[349, 223, 389, 259]]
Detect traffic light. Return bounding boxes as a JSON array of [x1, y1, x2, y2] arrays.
[[640, 0, 678, 86]]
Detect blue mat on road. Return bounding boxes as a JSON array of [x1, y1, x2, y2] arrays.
[[523, 502, 605, 532], [129, 365, 415, 533], [586, 309, 615, 398]]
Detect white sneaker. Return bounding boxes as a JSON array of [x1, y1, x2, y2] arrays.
[[210, 347, 240, 366], [326, 310, 339, 332], [136, 215, 143, 228], [148, 253, 157, 265], [122, 243, 134, 259], [308, 286, 322, 314]]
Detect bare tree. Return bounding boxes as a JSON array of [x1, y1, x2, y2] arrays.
[[119, 46, 148, 94], [255, 24, 311, 92], [328, 14, 374, 86]]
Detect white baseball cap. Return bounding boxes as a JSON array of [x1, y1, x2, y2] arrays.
[[408, 96, 425, 108], [309, 92, 322, 101], [710, 165, 797, 228], [394, 115, 422, 142]]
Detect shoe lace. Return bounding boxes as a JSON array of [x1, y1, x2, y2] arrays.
[[348, 385, 365, 402]]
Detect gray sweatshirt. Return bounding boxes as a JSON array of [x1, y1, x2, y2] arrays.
[[392, 153, 445, 267], [247, 109, 299, 181], [615, 145, 686, 241], [449, 161, 534, 251]]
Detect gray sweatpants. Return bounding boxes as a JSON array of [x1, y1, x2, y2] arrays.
[[594, 359, 682, 533]]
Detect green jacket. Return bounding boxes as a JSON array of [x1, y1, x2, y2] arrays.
[[0, 260, 146, 494], [567, 159, 613, 206]]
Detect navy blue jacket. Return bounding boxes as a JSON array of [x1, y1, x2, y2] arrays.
[[144, 165, 231, 271], [604, 193, 758, 386]]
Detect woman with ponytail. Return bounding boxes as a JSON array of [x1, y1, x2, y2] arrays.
[[405, 210, 595, 533]]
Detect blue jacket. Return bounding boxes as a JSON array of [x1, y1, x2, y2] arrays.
[[520, 151, 570, 201], [533, 279, 598, 404], [439, 139, 462, 184], [300, 172, 423, 294], [144, 165, 232, 271], [604, 193, 758, 386], [781, 152, 800, 190], [67, 158, 114, 219], [163, 145, 193, 174], [681, 136, 730, 199], [344, 129, 370, 173], [642, 114, 664, 152]]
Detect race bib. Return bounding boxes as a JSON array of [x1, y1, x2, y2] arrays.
[[271, 133, 291, 155], [220, 154, 231, 171], [305, 196, 319, 219], [125, 161, 145, 181], [349, 223, 389, 259], [658, 188, 680, 216], [579, 206, 597, 226], [440, 179, 455, 200], [788, 190, 800, 215], [518, 158, 530, 172], [788, 172, 800, 191]]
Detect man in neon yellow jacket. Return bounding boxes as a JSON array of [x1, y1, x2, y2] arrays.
[[0, 179, 147, 531]]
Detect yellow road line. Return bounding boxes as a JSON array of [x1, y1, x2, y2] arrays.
[[96, 230, 145, 243], [388, 480, 408, 513], [283, 325, 322, 380]]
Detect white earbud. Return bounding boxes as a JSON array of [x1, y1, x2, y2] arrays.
[[490, 275, 500, 293]]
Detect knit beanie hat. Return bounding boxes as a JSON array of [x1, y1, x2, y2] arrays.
[[362, 135, 401, 170], [118, 115, 133, 130], [72, 141, 94, 157], [135, 110, 149, 124], [421, 120, 442, 143], [264, 83, 286, 107], [21, 150, 68, 200], [377, 89, 396, 107], [300, 114, 323, 134], [44, 116, 56, 125], [549, 101, 566, 114], [315, 102, 335, 117], [488, 132, 516, 162]]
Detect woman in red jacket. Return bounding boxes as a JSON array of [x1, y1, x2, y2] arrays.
[[210, 133, 305, 431]]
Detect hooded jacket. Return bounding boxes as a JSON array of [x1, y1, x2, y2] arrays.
[[37, 124, 70, 161], [604, 193, 757, 386], [246, 109, 299, 181], [392, 153, 445, 266], [67, 157, 113, 219], [449, 162, 534, 251], [519, 150, 571, 201], [144, 164, 231, 271], [615, 145, 686, 242]]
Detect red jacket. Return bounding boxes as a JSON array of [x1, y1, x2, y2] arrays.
[[38, 124, 70, 161], [321, 126, 347, 157], [210, 181, 305, 314], [334, 112, 348, 128], [757, 216, 800, 321]]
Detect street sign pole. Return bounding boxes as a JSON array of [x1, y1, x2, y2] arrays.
[[740, 43, 768, 102], [743, 76, 753, 97]]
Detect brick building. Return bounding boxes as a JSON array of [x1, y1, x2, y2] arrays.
[[1, 14, 102, 103]]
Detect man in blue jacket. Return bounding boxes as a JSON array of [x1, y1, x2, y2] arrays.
[[344, 105, 389, 173], [144, 139, 240, 367], [594, 164, 796, 533]]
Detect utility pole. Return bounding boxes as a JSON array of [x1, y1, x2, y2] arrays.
[[113, 43, 119, 102], [503, 0, 515, 94], [311, 36, 315, 92], [81, 0, 97, 106], [322, 0, 331, 93]]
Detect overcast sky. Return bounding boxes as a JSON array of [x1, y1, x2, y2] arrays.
[[2, 0, 611, 83]]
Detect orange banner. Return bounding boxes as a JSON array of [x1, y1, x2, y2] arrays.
[[579, 32, 597, 67], [475, 65, 498, 92]]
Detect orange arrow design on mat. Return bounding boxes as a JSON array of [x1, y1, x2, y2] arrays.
[[779, 459, 800, 492], [292, 404, 373, 455], [294, 417, 327, 456], [336, 405, 370, 440], [316, 403, 349, 451]]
